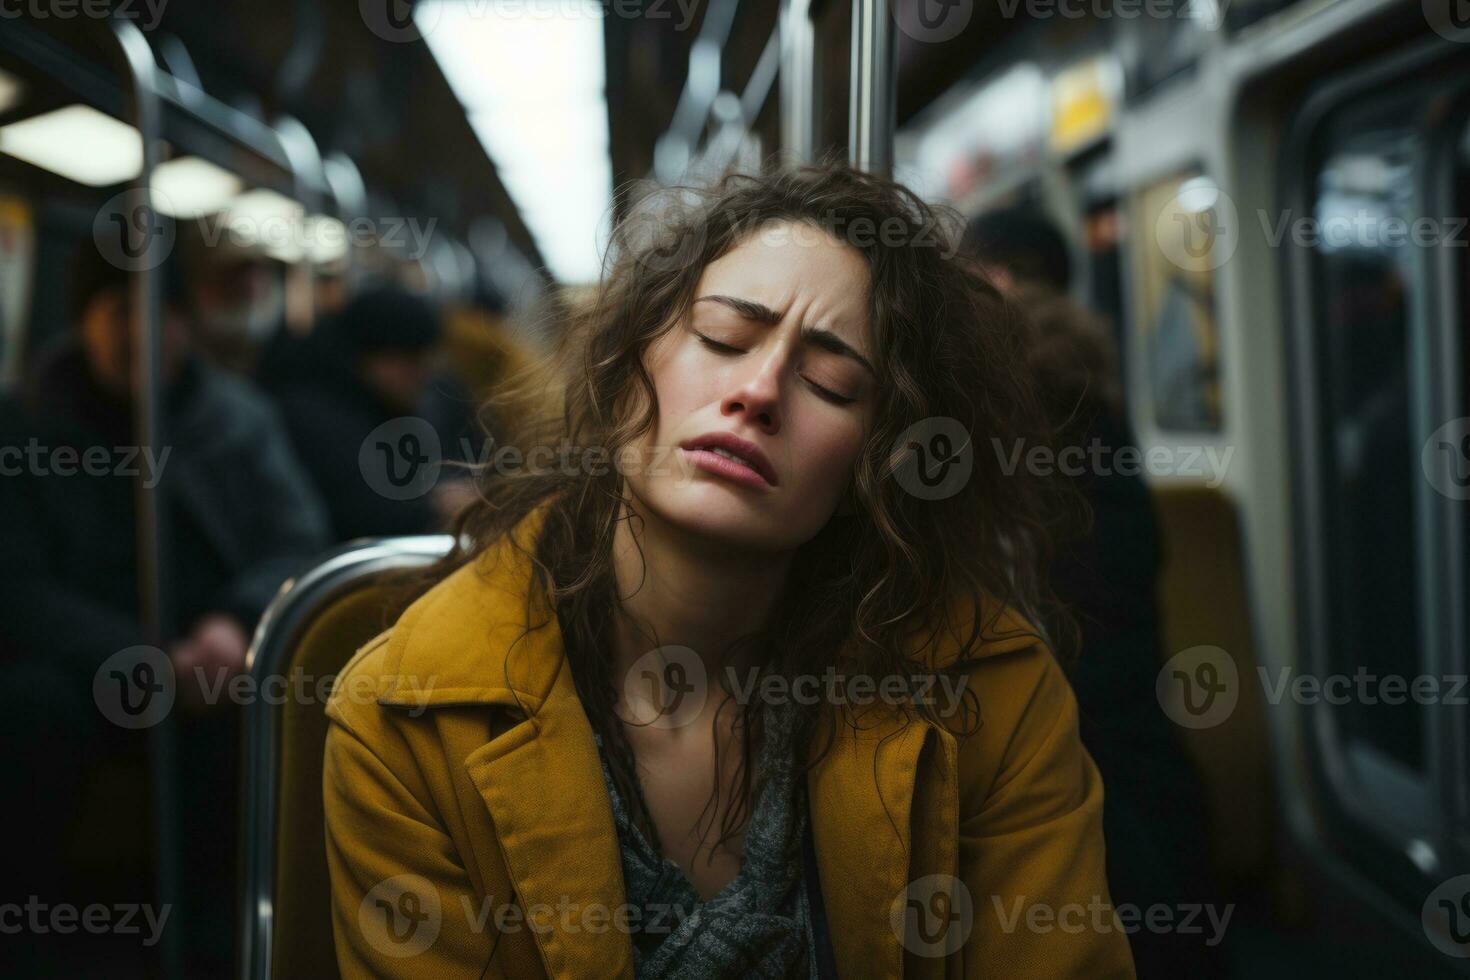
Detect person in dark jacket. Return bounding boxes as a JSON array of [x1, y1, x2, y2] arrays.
[[0, 249, 330, 973], [962, 210, 1227, 978], [274, 282, 480, 542]]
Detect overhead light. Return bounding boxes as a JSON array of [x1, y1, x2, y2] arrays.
[[0, 104, 142, 186], [220, 189, 305, 262], [152, 156, 243, 219], [419, 0, 611, 283], [303, 214, 348, 264], [0, 68, 21, 115]]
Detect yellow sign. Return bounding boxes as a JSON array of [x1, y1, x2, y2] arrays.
[[1051, 59, 1116, 154]]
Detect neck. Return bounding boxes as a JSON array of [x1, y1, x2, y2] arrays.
[[609, 494, 792, 697]]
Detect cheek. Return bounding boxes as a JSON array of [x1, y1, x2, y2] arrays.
[[648, 340, 716, 429], [787, 418, 866, 499]]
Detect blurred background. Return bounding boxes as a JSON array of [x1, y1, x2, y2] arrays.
[[0, 0, 1467, 977]]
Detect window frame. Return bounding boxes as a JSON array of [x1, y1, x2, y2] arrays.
[[1281, 33, 1470, 905]]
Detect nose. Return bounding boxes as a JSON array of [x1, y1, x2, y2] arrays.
[[720, 350, 785, 435]]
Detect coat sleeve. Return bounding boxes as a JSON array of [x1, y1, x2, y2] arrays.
[[322, 708, 506, 978], [957, 649, 1137, 979]]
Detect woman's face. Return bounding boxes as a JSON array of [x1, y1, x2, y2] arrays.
[[624, 220, 878, 552]]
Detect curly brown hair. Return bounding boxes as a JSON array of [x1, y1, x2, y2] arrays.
[[422, 160, 1073, 859]]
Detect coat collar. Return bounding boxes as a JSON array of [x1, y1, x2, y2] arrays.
[[372, 502, 1041, 980]]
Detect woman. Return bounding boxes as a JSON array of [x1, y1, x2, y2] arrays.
[[322, 165, 1136, 979]]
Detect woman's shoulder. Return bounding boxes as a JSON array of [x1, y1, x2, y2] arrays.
[[324, 514, 560, 735], [912, 593, 1086, 788]]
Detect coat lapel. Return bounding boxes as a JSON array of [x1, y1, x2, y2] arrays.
[[808, 704, 943, 980], [460, 640, 636, 980]]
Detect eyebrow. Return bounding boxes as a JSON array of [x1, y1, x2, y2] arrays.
[[693, 294, 876, 379]]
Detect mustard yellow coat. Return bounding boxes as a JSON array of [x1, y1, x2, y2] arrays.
[[322, 508, 1136, 979]]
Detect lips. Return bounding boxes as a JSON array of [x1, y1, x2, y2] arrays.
[[678, 431, 779, 487]]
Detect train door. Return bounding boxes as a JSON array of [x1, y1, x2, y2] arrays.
[[1283, 34, 1470, 965]]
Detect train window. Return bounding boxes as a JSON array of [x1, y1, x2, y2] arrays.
[[1308, 97, 1426, 776], [1288, 43, 1470, 895], [1133, 170, 1223, 432], [1121, 0, 1208, 99]]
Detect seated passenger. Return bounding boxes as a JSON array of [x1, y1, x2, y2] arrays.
[[273, 283, 478, 541], [0, 247, 330, 973], [964, 209, 1226, 978], [321, 166, 1136, 979]]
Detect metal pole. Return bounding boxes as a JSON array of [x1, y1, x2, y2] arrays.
[[848, 0, 894, 175], [111, 19, 183, 979], [780, 0, 816, 166], [274, 115, 323, 335]]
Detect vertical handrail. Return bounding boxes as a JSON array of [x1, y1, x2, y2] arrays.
[[780, 0, 816, 165], [848, 0, 894, 175], [110, 17, 183, 980], [273, 114, 323, 335]]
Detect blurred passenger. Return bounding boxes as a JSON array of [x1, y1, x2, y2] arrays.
[[273, 282, 478, 541], [962, 204, 1073, 295], [964, 211, 1226, 978], [0, 246, 330, 972], [182, 244, 287, 374]]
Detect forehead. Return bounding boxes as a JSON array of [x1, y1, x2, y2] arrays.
[[696, 220, 871, 325]]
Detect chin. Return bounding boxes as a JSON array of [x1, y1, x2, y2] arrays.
[[641, 480, 813, 553]]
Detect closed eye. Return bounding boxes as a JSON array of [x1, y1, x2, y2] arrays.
[[696, 334, 743, 355], [698, 333, 857, 405], [805, 379, 856, 405]]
